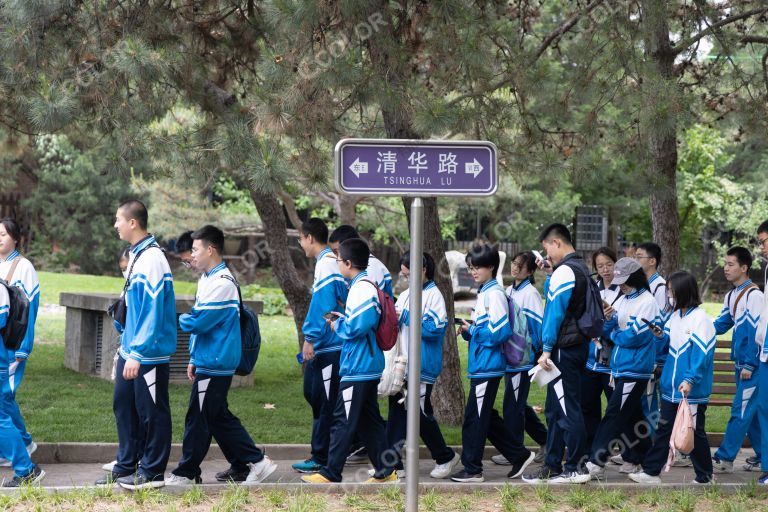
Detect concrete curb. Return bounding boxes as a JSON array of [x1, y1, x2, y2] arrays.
[[0, 480, 759, 496], [31, 443, 484, 465]]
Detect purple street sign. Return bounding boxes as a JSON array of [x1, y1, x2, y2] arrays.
[[334, 139, 497, 197]]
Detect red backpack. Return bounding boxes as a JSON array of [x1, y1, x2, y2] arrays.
[[361, 280, 398, 351]]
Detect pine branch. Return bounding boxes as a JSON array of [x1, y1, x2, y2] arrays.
[[671, 7, 768, 55], [447, 0, 606, 108]]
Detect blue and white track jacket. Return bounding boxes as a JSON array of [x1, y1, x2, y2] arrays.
[[335, 271, 384, 382], [395, 281, 448, 384], [180, 263, 241, 376], [0, 251, 40, 360], [462, 279, 511, 379], [116, 235, 177, 364], [658, 307, 716, 404], [603, 289, 661, 380], [713, 280, 762, 373], [302, 247, 347, 355]]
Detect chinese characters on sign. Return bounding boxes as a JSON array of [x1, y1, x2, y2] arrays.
[[335, 140, 497, 196]]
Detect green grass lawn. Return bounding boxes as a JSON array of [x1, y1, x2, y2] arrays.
[[21, 271, 733, 443]]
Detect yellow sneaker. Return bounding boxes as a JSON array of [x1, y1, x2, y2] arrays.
[[301, 473, 333, 484], [365, 472, 399, 483]]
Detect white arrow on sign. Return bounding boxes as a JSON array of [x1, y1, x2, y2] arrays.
[[464, 159, 484, 178], [349, 157, 369, 178]]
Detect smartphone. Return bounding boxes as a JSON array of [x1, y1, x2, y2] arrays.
[[454, 318, 473, 325], [323, 312, 337, 321], [602, 300, 611, 309], [641, 318, 661, 332], [532, 250, 551, 268]]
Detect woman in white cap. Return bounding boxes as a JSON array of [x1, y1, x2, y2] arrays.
[[584, 257, 662, 480]]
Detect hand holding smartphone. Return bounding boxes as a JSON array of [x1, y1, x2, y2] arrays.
[[532, 250, 552, 270], [641, 318, 663, 337]]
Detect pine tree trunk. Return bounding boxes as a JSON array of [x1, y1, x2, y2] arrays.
[[641, 0, 681, 275], [337, 194, 358, 226], [249, 189, 310, 350]]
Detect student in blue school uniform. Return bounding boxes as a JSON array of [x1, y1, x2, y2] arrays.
[[635, 243, 669, 432], [165, 226, 276, 486], [452, 244, 534, 483], [381, 251, 459, 480], [523, 224, 592, 485], [0, 219, 40, 465], [492, 251, 548, 467], [98, 200, 177, 490], [301, 238, 396, 484], [629, 271, 716, 485], [292, 218, 348, 474], [582, 247, 619, 453], [711, 247, 763, 473], [0, 218, 44, 487], [584, 258, 661, 480], [751, 221, 768, 486], [327, 224, 393, 464]]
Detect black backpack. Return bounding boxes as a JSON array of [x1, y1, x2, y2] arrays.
[[562, 259, 606, 340], [221, 274, 262, 376], [2, 258, 30, 350]]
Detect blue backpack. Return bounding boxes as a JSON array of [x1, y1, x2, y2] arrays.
[[222, 275, 262, 376], [485, 292, 532, 367]]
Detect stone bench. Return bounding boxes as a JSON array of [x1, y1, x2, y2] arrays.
[[60, 292, 263, 387]]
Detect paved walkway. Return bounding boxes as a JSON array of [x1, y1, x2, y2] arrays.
[[0, 444, 762, 493]]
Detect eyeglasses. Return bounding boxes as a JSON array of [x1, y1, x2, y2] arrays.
[[758, 236, 768, 248], [468, 266, 481, 272], [595, 264, 614, 271]]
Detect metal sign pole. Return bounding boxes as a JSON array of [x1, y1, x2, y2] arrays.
[[405, 197, 424, 512]]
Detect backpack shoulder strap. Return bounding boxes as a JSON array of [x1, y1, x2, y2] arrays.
[[220, 274, 244, 308], [732, 284, 759, 318], [4, 257, 20, 284]]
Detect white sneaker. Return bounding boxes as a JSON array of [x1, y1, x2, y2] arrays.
[[164, 474, 197, 486], [610, 454, 624, 466], [549, 470, 591, 484], [628, 471, 662, 485], [430, 453, 460, 479], [245, 456, 278, 484], [102, 460, 117, 472], [491, 454, 511, 466], [585, 461, 605, 480], [619, 462, 640, 474], [712, 457, 733, 473], [0, 442, 38, 468]]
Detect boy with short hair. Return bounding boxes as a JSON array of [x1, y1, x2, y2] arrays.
[[753, 221, 768, 485], [165, 225, 276, 485], [634, 242, 668, 439], [101, 200, 177, 490], [292, 218, 348, 473], [711, 246, 763, 473], [301, 238, 396, 484]]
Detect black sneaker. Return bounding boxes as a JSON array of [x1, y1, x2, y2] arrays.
[[522, 465, 561, 484], [346, 446, 369, 465], [2, 466, 45, 487], [450, 470, 484, 483], [215, 466, 250, 482], [117, 472, 165, 490], [744, 456, 760, 472], [507, 450, 536, 479], [95, 471, 132, 486]]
